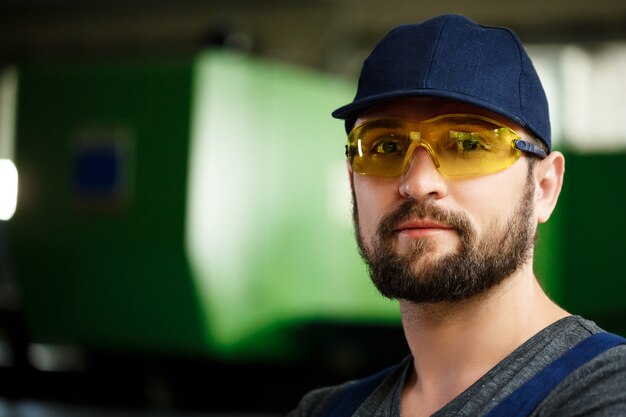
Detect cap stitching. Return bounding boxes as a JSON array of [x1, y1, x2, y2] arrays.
[[502, 28, 527, 126], [422, 15, 451, 89]]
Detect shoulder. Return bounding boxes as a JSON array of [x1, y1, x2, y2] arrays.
[[287, 358, 411, 417], [535, 330, 626, 416], [286, 381, 354, 417]]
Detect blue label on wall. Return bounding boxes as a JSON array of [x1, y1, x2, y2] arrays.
[[72, 128, 133, 208]]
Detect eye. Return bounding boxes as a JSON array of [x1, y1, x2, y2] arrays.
[[449, 131, 491, 153], [371, 136, 404, 155], [375, 141, 398, 154], [460, 138, 482, 151]]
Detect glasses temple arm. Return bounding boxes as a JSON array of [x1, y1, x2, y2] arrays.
[[514, 139, 548, 159]]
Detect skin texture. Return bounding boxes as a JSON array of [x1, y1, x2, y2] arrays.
[[348, 97, 568, 417]]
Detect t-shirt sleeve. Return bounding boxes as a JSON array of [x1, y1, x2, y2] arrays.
[[535, 345, 626, 416]]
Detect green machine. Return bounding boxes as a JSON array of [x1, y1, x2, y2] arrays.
[[10, 51, 398, 360], [538, 152, 626, 334], [8, 51, 626, 363]]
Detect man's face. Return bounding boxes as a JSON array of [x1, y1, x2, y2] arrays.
[[350, 98, 538, 303]]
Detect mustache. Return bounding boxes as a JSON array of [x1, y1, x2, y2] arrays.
[[377, 198, 473, 241]]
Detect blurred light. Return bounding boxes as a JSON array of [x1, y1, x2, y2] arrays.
[[1, 67, 18, 221], [0, 159, 18, 221], [326, 161, 352, 227], [561, 45, 593, 145], [526, 45, 564, 148], [0, 67, 17, 161], [186, 52, 396, 357], [28, 343, 85, 371], [530, 42, 626, 152]]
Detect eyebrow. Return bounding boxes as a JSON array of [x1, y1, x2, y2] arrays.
[[358, 119, 409, 133]]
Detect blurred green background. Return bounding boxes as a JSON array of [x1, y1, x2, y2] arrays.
[[9, 51, 626, 363]]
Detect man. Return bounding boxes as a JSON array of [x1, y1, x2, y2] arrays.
[[288, 14, 626, 417]]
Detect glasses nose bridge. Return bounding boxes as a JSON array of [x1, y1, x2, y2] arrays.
[[407, 131, 441, 169]]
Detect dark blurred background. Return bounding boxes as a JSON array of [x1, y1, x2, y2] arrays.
[[0, 1, 625, 416], [2, 0, 626, 73]]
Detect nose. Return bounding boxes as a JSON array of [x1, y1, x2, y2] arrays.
[[399, 146, 448, 200]]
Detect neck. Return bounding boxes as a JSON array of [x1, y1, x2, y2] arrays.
[[399, 264, 569, 416]]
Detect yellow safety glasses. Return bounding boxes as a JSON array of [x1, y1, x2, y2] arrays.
[[346, 114, 547, 178]]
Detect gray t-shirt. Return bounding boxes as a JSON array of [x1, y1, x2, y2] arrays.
[[288, 316, 626, 416]]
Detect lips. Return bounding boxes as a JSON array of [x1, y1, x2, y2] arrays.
[[394, 218, 454, 236]]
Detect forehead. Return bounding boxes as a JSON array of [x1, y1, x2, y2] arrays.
[[355, 97, 524, 132]]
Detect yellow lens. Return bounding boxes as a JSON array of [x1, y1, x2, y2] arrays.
[[347, 119, 413, 177], [346, 114, 523, 178], [421, 115, 522, 177]]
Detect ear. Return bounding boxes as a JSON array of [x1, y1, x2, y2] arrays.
[[534, 151, 565, 224]]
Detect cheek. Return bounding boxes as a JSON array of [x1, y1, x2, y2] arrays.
[[450, 163, 530, 232], [353, 175, 400, 242]]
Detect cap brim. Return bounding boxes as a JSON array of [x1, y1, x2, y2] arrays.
[[332, 89, 529, 135]]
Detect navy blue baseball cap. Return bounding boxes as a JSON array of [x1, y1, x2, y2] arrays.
[[332, 14, 551, 151]]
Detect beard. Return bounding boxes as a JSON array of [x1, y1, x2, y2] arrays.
[[352, 180, 536, 304]]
